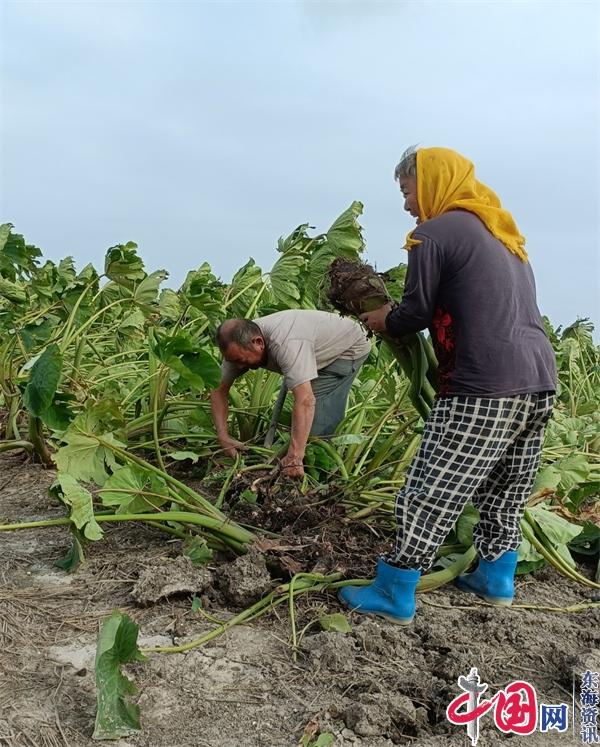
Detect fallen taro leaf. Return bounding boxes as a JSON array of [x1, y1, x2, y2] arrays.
[[300, 718, 320, 747], [530, 464, 561, 498], [93, 611, 147, 740], [54, 473, 103, 541], [98, 465, 169, 514], [534, 454, 593, 499], [241, 488, 258, 504], [569, 521, 600, 557], [53, 416, 122, 486], [55, 527, 86, 572], [527, 503, 583, 570], [517, 536, 546, 575], [456, 504, 480, 547], [168, 450, 201, 463], [318, 612, 352, 634], [313, 735, 335, 747], [184, 536, 213, 566], [564, 482, 600, 513], [528, 504, 583, 547], [300, 718, 335, 747]]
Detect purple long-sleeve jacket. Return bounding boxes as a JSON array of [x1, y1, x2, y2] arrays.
[[385, 210, 557, 397]]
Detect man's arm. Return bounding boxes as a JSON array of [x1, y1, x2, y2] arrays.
[[210, 381, 246, 458], [280, 381, 316, 478]]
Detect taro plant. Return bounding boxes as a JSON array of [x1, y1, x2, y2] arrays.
[[0, 209, 598, 589]]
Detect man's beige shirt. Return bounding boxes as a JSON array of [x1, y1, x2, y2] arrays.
[[221, 310, 371, 391]]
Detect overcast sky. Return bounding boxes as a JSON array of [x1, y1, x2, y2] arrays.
[[1, 1, 599, 332]]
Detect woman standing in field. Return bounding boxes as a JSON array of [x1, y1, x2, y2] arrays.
[[339, 146, 557, 624]]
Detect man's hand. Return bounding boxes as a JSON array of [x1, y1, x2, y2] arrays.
[[280, 381, 314, 479], [280, 452, 305, 479], [218, 436, 247, 459], [359, 303, 392, 334]]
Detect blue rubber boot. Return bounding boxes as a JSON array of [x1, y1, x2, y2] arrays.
[[338, 558, 421, 625], [455, 550, 518, 606]]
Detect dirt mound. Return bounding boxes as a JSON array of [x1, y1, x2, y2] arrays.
[[132, 555, 212, 605], [342, 692, 419, 738], [217, 545, 273, 607]]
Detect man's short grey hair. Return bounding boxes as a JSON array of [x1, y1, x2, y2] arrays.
[[215, 318, 262, 351], [394, 145, 418, 181]]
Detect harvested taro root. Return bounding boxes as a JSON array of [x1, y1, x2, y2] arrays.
[[327, 257, 437, 419], [327, 257, 394, 315]]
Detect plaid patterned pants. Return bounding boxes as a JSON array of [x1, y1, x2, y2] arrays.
[[388, 392, 554, 571]]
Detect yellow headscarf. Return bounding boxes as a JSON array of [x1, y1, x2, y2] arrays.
[[405, 147, 528, 262]]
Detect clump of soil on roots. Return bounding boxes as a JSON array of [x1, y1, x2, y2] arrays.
[[222, 470, 393, 580]]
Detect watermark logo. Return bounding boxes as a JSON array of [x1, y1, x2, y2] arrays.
[[447, 668, 574, 744], [446, 668, 539, 745], [580, 669, 599, 744]]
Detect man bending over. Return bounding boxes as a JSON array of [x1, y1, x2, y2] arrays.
[[211, 310, 370, 477]]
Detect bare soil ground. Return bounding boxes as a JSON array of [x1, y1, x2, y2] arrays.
[[0, 453, 598, 747]]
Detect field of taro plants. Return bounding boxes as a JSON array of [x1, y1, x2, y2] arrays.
[[0, 205, 599, 746]]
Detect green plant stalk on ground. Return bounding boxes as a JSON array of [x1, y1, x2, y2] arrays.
[[0, 511, 254, 553]]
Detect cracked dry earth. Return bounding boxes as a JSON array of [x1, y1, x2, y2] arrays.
[[0, 453, 598, 747]]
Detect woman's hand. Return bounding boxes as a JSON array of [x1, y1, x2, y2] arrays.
[[359, 303, 392, 334]]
